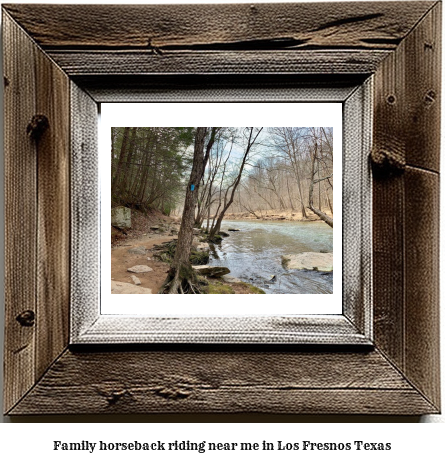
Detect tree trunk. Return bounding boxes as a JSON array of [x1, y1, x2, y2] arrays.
[[308, 147, 333, 228], [209, 127, 262, 239], [286, 177, 295, 211], [290, 148, 307, 218], [161, 127, 217, 293], [325, 187, 333, 214], [111, 127, 130, 201], [206, 203, 211, 233], [115, 127, 136, 202]]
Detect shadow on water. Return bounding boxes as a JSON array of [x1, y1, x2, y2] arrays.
[[209, 219, 333, 294]]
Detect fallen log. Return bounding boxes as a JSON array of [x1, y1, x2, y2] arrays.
[[192, 265, 230, 277]]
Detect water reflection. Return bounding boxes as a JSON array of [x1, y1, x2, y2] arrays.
[[209, 219, 334, 294]]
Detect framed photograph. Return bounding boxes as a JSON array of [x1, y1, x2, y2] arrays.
[[3, 2, 440, 415]]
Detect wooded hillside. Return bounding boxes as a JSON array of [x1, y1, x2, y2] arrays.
[[111, 127, 194, 215], [111, 126, 334, 227]]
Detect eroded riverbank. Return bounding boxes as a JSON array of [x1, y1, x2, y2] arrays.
[[111, 213, 333, 295], [111, 232, 266, 294]]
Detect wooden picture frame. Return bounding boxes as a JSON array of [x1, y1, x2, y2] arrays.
[[2, 2, 440, 415], [72, 86, 371, 345]]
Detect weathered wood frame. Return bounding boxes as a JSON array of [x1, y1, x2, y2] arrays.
[[71, 82, 372, 345], [2, 2, 440, 415]]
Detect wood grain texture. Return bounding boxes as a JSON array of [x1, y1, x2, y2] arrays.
[[3, 2, 435, 50], [3, 2, 441, 416], [70, 83, 99, 340], [78, 75, 364, 103], [47, 50, 390, 76], [372, 1, 440, 173], [75, 316, 370, 345], [3, 12, 37, 414], [372, 12, 407, 371], [404, 2, 441, 172], [372, 175, 405, 369], [372, 3, 441, 410], [35, 44, 71, 380], [404, 168, 440, 408], [3, 11, 71, 413], [9, 349, 437, 415], [342, 81, 373, 336]]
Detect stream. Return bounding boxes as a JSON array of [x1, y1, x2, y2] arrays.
[[208, 219, 334, 294]]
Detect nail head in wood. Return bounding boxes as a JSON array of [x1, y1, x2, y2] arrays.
[[26, 114, 49, 140], [16, 310, 35, 327], [424, 90, 436, 105]]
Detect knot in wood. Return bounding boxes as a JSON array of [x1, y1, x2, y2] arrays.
[[370, 149, 405, 176], [96, 385, 129, 405], [27, 115, 49, 140], [154, 386, 191, 400], [105, 389, 128, 405], [16, 310, 35, 327]]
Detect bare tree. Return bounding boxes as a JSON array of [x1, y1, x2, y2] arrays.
[[194, 130, 233, 228], [208, 127, 263, 239], [160, 127, 218, 294], [308, 128, 333, 227], [269, 127, 309, 218]]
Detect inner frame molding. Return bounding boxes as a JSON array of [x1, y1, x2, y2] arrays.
[[71, 82, 372, 345], [2, 2, 440, 415]]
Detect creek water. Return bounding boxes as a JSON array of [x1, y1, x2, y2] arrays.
[[208, 219, 334, 294]]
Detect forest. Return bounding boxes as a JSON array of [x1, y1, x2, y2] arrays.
[[111, 127, 334, 295]]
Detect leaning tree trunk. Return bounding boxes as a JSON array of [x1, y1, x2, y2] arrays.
[[308, 148, 333, 228], [208, 127, 263, 240], [160, 127, 216, 294]]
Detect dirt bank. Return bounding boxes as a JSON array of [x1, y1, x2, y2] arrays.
[[111, 208, 325, 294], [111, 234, 177, 293], [224, 208, 333, 222], [112, 208, 180, 246], [111, 233, 265, 294]]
